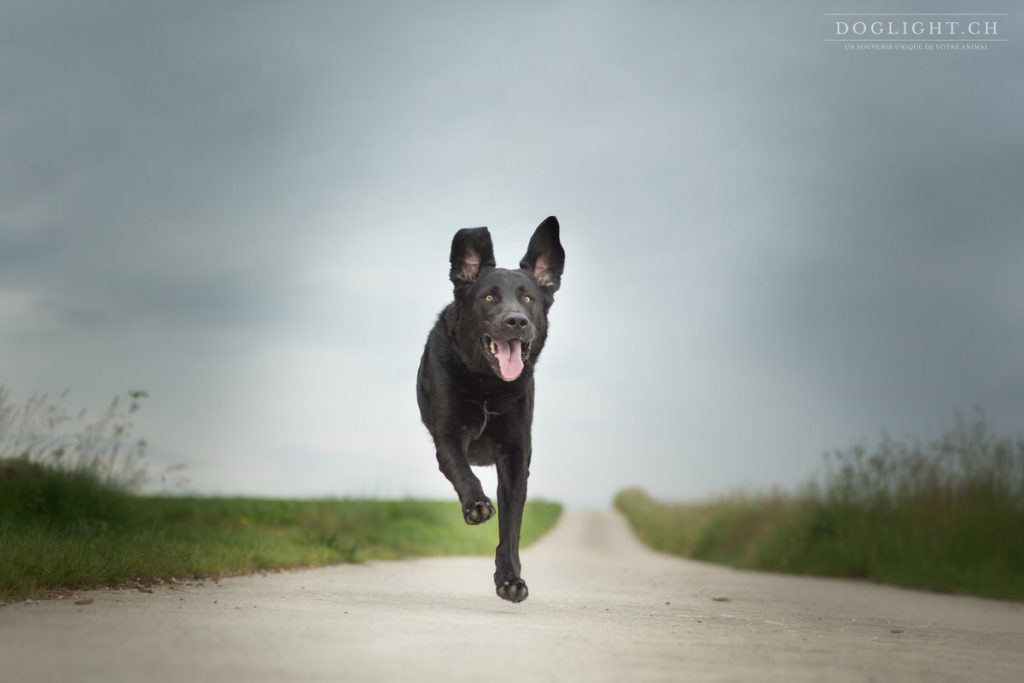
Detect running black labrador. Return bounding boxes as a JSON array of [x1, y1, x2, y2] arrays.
[[417, 216, 565, 603]]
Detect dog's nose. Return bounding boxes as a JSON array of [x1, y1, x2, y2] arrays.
[[503, 313, 530, 331]]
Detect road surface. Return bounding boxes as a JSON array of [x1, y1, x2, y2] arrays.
[[2, 509, 1022, 682]]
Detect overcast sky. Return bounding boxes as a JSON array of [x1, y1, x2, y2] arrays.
[[1, 1, 1021, 506]]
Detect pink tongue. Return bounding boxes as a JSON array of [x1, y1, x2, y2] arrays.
[[494, 339, 524, 381]]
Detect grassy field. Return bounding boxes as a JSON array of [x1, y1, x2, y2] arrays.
[[0, 388, 562, 600], [0, 461, 562, 600], [616, 417, 1024, 600]]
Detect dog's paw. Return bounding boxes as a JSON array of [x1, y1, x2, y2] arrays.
[[496, 577, 529, 603], [463, 499, 495, 525]]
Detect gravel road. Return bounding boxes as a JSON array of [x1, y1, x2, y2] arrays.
[[2, 509, 1022, 682]]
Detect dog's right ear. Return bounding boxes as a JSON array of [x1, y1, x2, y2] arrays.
[[449, 227, 496, 286]]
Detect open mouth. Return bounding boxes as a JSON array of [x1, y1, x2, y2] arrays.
[[482, 334, 531, 382]]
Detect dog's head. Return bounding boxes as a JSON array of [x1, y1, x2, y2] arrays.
[[448, 216, 565, 382]]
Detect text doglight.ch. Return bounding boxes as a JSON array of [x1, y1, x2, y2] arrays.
[[833, 20, 1000, 37]]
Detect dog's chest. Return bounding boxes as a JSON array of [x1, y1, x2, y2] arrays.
[[460, 399, 513, 465], [464, 400, 499, 441]]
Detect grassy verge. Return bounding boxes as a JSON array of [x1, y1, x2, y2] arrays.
[[0, 388, 561, 600], [0, 461, 562, 600], [616, 417, 1024, 600]]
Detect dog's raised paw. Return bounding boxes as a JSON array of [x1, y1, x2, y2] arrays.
[[463, 499, 495, 525], [496, 578, 529, 603]]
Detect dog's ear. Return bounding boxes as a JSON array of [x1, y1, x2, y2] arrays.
[[520, 216, 565, 292], [449, 227, 496, 286]]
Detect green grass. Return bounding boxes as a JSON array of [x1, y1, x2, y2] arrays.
[[616, 417, 1024, 600], [0, 388, 561, 600], [0, 461, 562, 600]]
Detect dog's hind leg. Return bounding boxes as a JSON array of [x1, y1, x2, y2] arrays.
[[434, 434, 495, 525]]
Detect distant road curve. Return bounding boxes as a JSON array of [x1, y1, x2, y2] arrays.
[[2, 509, 1022, 682]]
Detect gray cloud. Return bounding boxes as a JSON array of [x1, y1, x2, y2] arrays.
[[1, 1, 1021, 505]]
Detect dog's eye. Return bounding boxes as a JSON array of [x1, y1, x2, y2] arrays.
[[523, 295, 533, 304], [484, 294, 495, 302]]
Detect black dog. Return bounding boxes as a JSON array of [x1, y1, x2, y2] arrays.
[[417, 216, 565, 603]]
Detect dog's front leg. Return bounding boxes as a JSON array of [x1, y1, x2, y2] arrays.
[[494, 444, 530, 602], [434, 434, 495, 525]]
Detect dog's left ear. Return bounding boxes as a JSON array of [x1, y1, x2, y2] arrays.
[[520, 216, 565, 292]]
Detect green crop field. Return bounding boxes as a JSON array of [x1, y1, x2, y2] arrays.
[[617, 417, 1024, 600], [0, 461, 561, 600], [0, 389, 560, 600]]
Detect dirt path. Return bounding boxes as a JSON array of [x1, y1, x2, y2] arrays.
[[2, 509, 1022, 682]]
